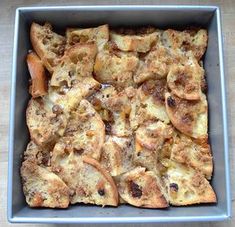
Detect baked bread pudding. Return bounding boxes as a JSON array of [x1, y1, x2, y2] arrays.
[[21, 22, 216, 209]]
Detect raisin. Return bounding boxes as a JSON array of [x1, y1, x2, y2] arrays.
[[129, 181, 142, 198], [52, 104, 63, 115], [98, 189, 105, 196], [167, 96, 176, 107], [170, 183, 179, 192]]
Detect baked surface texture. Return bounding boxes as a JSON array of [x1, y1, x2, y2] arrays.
[[21, 22, 216, 209]]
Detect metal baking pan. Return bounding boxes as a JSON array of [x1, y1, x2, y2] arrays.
[[8, 5, 231, 223]]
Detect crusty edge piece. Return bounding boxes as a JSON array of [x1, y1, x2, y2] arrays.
[[27, 51, 48, 97], [82, 156, 119, 206]]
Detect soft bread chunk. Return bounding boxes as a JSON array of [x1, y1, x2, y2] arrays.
[[88, 85, 117, 122], [165, 92, 208, 139], [161, 29, 208, 60], [61, 99, 105, 160], [26, 52, 48, 97], [167, 61, 204, 100], [94, 46, 139, 90], [100, 135, 135, 175], [134, 45, 183, 84], [23, 141, 52, 167], [104, 89, 133, 136], [136, 121, 174, 151], [66, 24, 109, 50], [21, 160, 69, 208], [50, 43, 97, 87], [130, 79, 169, 129], [30, 22, 66, 73], [110, 28, 158, 53], [165, 161, 216, 205], [118, 167, 168, 208], [48, 77, 100, 113], [171, 133, 213, 179], [51, 148, 118, 206], [26, 98, 67, 146]]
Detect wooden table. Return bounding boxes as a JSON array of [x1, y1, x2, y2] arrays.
[[0, 0, 234, 226]]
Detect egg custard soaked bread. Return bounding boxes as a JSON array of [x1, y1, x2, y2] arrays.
[[21, 22, 216, 209]]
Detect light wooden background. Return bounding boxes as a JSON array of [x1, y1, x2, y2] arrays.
[[0, 0, 234, 226]]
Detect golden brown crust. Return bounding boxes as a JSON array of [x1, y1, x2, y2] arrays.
[[21, 160, 69, 208], [66, 24, 109, 50], [30, 22, 66, 73], [165, 92, 208, 139], [167, 62, 204, 100], [118, 167, 169, 208], [171, 133, 213, 179], [26, 98, 67, 146], [26, 52, 48, 97]]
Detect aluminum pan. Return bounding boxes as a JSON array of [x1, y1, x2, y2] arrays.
[[8, 5, 231, 223]]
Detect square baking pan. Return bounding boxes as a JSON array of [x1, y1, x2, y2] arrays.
[[8, 5, 231, 223]]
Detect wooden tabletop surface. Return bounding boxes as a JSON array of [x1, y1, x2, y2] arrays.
[[0, 0, 234, 226]]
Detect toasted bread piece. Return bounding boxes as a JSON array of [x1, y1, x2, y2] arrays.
[[26, 52, 47, 97], [165, 92, 208, 139], [88, 85, 117, 122], [50, 43, 97, 87], [110, 29, 158, 53], [167, 62, 204, 100], [94, 46, 139, 90], [130, 79, 170, 129], [48, 77, 100, 113], [23, 141, 52, 167], [59, 99, 105, 160], [118, 167, 168, 208], [30, 22, 66, 73], [161, 29, 208, 60], [21, 160, 69, 208], [136, 121, 174, 151], [26, 98, 67, 146], [171, 133, 213, 179], [66, 24, 109, 50], [100, 135, 135, 176], [104, 89, 133, 136], [51, 147, 118, 206], [165, 161, 216, 205], [134, 45, 183, 84]]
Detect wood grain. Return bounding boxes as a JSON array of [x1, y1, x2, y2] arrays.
[[0, 0, 234, 226]]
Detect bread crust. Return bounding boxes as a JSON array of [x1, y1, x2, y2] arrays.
[[26, 52, 48, 97]]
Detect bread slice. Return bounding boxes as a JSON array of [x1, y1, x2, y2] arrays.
[[94, 46, 139, 90], [165, 92, 208, 139], [100, 135, 135, 176], [117, 167, 169, 208], [134, 45, 182, 84], [21, 160, 69, 208], [129, 79, 169, 129], [110, 28, 158, 53], [167, 61, 204, 100], [26, 98, 67, 146], [59, 99, 105, 160], [171, 133, 213, 179], [26, 52, 48, 97], [50, 43, 97, 87], [104, 89, 133, 136], [23, 141, 52, 167], [48, 77, 100, 113], [66, 24, 109, 50], [161, 29, 208, 60], [51, 146, 118, 206], [30, 22, 66, 73], [164, 161, 216, 206], [136, 121, 174, 151]]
